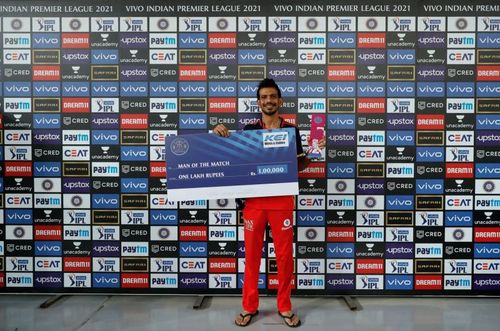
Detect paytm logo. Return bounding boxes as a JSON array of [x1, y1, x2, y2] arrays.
[[356, 228, 384, 242], [209, 227, 237, 241], [92, 163, 120, 177]]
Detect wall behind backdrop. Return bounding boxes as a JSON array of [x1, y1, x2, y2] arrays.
[[0, 0, 499, 294]]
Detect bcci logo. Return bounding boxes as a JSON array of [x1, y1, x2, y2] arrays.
[[170, 137, 189, 155]]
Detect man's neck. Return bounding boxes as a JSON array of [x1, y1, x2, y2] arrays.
[[262, 114, 281, 128]]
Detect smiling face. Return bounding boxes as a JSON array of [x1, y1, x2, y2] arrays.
[[257, 87, 283, 116]]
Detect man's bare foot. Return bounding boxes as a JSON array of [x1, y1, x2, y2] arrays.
[[234, 310, 259, 327], [278, 311, 302, 327]]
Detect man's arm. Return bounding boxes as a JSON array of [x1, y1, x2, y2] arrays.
[[298, 155, 310, 172]]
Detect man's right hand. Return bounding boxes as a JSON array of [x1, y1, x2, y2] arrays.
[[213, 124, 230, 137]]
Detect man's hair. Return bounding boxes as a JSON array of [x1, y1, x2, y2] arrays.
[[256, 78, 281, 99]]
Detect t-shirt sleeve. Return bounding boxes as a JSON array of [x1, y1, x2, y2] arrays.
[[295, 127, 304, 155]]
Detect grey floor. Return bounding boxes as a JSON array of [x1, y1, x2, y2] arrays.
[[0, 295, 499, 331]]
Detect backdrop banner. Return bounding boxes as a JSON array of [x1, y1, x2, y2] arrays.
[[0, 0, 499, 295]]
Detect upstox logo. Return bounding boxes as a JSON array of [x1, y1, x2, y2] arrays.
[[262, 131, 289, 148]]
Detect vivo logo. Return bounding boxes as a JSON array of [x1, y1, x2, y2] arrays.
[[93, 86, 117, 93], [328, 247, 353, 253], [479, 36, 500, 43], [281, 86, 295, 93], [330, 118, 354, 125], [477, 168, 500, 174], [181, 118, 206, 125], [419, 86, 444, 93], [94, 277, 119, 284], [300, 86, 325, 93], [476, 247, 500, 254], [210, 86, 235, 93], [180, 86, 206, 93], [447, 215, 471, 222], [389, 135, 413, 142], [64, 86, 89, 93], [298, 215, 324, 222], [180, 37, 205, 44], [418, 183, 442, 190], [35, 118, 59, 125], [6, 86, 30, 93], [95, 198, 118, 204], [34, 86, 59, 93], [478, 119, 500, 126], [330, 167, 354, 174], [449, 86, 474, 93], [359, 86, 384, 93], [387, 279, 412, 286], [478, 86, 500, 93], [152, 214, 177, 221], [33, 37, 58, 44], [418, 151, 443, 158], [330, 36, 355, 44], [330, 86, 354, 93], [35, 166, 59, 173], [122, 86, 147, 93], [123, 182, 147, 189], [94, 134, 118, 141], [240, 86, 257, 93], [7, 214, 31, 220], [181, 246, 206, 253], [389, 53, 414, 60], [37, 244, 61, 252], [93, 53, 118, 60], [122, 150, 147, 157], [388, 200, 412, 206], [151, 86, 176, 93], [389, 86, 413, 93], [240, 53, 265, 60]]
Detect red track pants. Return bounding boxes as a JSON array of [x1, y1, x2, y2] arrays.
[[242, 208, 294, 313]]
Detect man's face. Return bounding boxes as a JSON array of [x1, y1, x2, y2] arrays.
[[257, 87, 283, 116]]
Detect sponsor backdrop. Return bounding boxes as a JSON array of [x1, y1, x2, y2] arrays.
[[0, 0, 499, 294]]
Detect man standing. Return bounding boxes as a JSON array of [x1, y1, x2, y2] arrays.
[[213, 78, 325, 327]]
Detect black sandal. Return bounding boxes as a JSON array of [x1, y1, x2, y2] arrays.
[[235, 310, 259, 327], [278, 312, 302, 328]]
